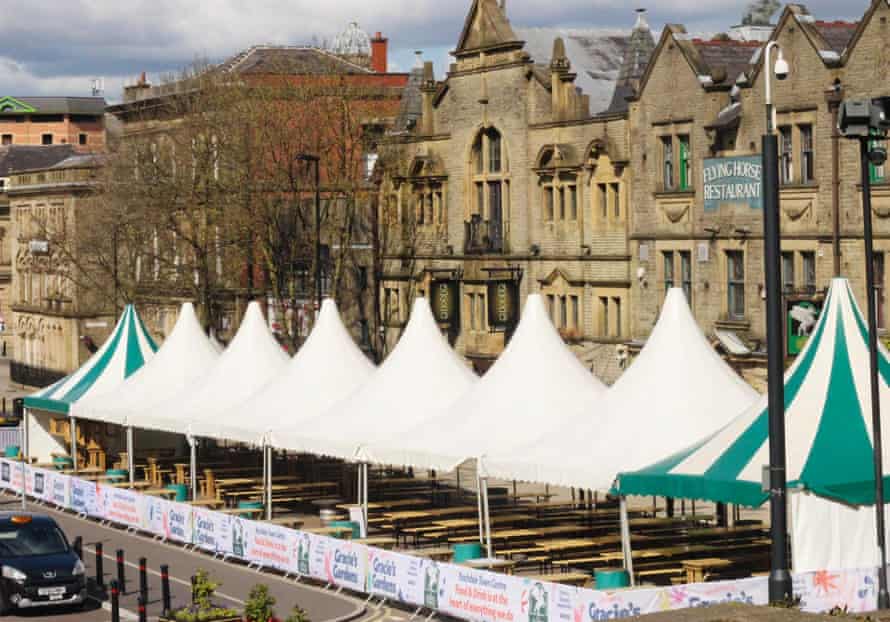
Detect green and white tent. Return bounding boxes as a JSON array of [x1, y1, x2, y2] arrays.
[[24, 305, 158, 416], [616, 277, 890, 509]]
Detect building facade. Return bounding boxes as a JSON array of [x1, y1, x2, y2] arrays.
[[8, 154, 114, 385], [0, 97, 106, 152], [379, 0, 890, 386]]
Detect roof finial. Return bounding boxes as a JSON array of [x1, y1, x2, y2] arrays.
[[414, 51, 424, 69], [634, 8, 649, 32]]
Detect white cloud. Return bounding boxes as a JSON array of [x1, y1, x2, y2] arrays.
[[0, 0, 869, 100]]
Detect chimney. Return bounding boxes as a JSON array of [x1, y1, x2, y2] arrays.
[[371, 32, 388, 73], [420, 61, 437, 135]]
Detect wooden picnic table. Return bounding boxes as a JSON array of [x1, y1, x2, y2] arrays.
[[683, 558, 733, 583], [356, 536, 397, 549], [452, 528, 541, 545], [461, 558, 516, 575], [262, 517, 305, 529], [526, 572, 590, 587], [188, 499, 224, 508], [111, 481, 153, 490], [397, 546, 454, 562]]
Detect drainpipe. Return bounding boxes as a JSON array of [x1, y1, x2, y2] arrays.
[[826, 82, 844, 276]]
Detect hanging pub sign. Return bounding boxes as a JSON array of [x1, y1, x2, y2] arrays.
[[702, 155, 763, 211], [430, 281, 459, 325], [787, 299, 822, 356], [487, 281, 519, 331]]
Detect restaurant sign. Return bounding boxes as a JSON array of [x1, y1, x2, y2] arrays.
[[703, 155, 763, 211], [430, 281, 459, 325], [487, 281, 519, 331]]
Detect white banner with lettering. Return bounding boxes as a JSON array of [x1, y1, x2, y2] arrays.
[[1, 459, 887, 618]]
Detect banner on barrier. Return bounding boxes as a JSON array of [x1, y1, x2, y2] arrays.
[[101, 485, 141, 527], [367, 549, 422, 602], [70, 478, 100, 515], [0, 459, 24, 493], [244, 520, 294, 572], [49, 472, 70, 508], [192, 508, 233, 555], [796, 567, 877, 614], [307, 533, 366, 591]]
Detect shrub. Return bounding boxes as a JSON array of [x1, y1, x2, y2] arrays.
[[285, 606, 310, 622], [244, 584, 277, 622]]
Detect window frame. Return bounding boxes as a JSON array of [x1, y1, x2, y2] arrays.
[[779, 126, 793, 185], [799, 124, 814, 184], [662, 136, 674, 190], [727, 251, 746, 320]]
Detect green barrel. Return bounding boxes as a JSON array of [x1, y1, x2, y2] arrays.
[[106, 468, 128, 481], [237, 500, 263, 518], [52, 456, 73, 470], [329, 520, 361, 539], [4, 446, 20, 458], [452, 542, 483, 563], [166, 484, 189, 503], [595, 569, 630, 590]]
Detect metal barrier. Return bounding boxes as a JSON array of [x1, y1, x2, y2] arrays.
[[9, 361, 66, 388]]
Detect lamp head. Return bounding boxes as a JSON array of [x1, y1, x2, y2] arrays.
[[774, 49, 789, 81]]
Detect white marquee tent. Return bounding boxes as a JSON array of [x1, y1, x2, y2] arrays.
[[192, 298, 375, 446], [273, 297, 477, 461], [71, 303, 221, 427], [360, 294, 607, 473], [136, 301, 289, 437], [483, 288, 759, 492]]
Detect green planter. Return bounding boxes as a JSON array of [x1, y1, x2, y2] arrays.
[[452, 542, 483, 563], [52, 456, 73, 470], [238, 500, 263, 519], [4, 446, 20, 459], [594, 569, 630, 590], [166, 484, 188, 502], [329, 520, 360, 539]]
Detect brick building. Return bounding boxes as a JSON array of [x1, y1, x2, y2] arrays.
[[0, 97, 106, 152], [379, 0, 890, 386]]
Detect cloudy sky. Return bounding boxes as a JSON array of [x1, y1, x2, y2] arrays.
[[0, 0, 868, 102]]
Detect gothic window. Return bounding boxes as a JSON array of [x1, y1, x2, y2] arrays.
[[468, 128, 509, 251]]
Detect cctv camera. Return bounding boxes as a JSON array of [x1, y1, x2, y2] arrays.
[[774, 56, 789, 81]]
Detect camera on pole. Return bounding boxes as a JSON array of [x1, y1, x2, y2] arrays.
[[838, 97, 890, 139]]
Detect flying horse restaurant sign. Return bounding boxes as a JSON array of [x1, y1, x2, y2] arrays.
[[703, 155, 763, 211]]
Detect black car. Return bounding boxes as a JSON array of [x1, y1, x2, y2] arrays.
[[0, 513, 86, 613]]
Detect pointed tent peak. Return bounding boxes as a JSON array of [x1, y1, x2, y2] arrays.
[[165, 302, 216, 353], [216, 300, 288, 366], [483, 293, 607, 392], [297, 297, 373, 372], [454, 0, 523, 58]]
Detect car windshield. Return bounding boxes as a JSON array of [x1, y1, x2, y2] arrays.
[[0, 523, 68, 557]]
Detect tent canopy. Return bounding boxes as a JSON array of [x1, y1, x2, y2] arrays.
[[360, 294, 607, 472], [71, 303, 221, 426], [617, 278, 890, 507], [482, 288, 758, 490], [133, 301, 289, 436], [25, 305, 157, 415], [273, 297, 476, 460], [194, 298, 375, 445]]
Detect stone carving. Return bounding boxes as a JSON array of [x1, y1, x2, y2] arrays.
[[782, 199, 812, 221], [741, 0, 780, 26]]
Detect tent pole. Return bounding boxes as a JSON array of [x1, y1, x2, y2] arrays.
[[70, 416, 78, 474], [481, 477, 493, 559], [127, 427, 135, 487], [362, 462, 369, 538], [476, 471, 484, 545], [265, 445, 273, 521], [620, 496, 635, 587], [357, 464, 363, 507], [188, 436, 198, 501]]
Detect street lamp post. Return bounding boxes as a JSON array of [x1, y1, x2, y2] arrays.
[[296, 154, 322, 314], [762, 40, 793, 604]]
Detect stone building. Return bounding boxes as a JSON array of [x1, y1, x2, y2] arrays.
[[379, 0, 890, 385], [0, 97, 106, 152], [8, 153, 113, 385]]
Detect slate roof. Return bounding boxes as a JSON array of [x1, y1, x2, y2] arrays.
[[692, 38, 761, 85], [393, 65, 424, 133], [0, 97, 105, 116], [218, 46, 373, 75], [607, 12, 656, 114], [813, 20, 859, 54], [0, 145, 76, 177]]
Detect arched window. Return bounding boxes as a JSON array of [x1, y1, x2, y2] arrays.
[[467, 128, 509, 253]]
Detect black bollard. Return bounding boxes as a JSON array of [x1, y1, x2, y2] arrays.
[[191, 574, 197, 605], [160, 565, 171, 616], [73, 536, 82, 560], [110, 580, 120, 622], [95, 542, 104, 588], [139, 557, 148, 603], [138, 595, 147, 622], [116, 549, 126, 593]]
